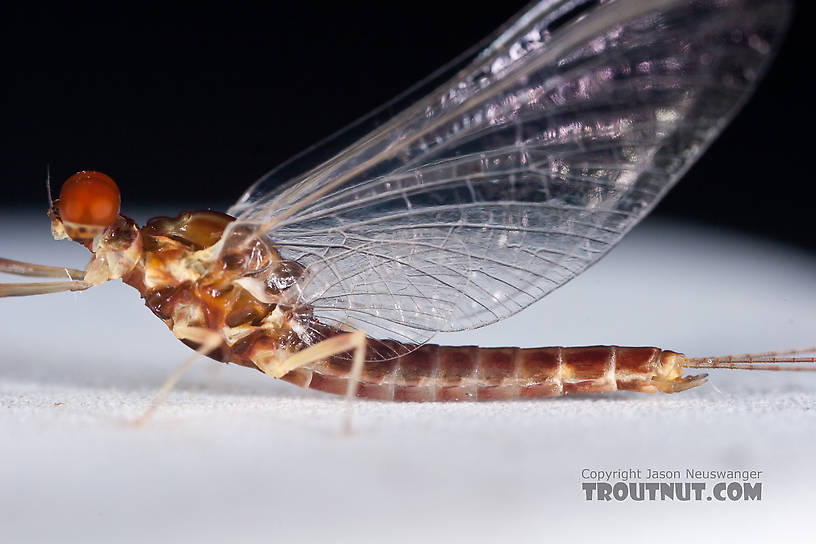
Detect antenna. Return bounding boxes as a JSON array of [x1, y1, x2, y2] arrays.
[[46, 164, 53, 208]]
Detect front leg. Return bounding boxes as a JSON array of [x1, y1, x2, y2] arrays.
[[0, 257, 85, 279]]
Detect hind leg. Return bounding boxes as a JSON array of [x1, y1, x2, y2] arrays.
[[254, 330, 367, 432], [255, 330, 367, 392]]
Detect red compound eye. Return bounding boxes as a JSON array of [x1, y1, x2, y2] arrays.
[[58, 171, 121, 227]]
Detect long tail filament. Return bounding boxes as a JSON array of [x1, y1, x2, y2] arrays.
[[680, 347, 816, 372]]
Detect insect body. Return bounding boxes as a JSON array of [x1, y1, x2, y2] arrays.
[[1, 0, 810, 405], [42, 200, 703, 400]]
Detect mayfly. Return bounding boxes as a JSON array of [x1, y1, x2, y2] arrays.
[[1, 0, 808, 412]]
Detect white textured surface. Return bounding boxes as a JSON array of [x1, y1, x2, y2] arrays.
[[1, 209, 815, 543]]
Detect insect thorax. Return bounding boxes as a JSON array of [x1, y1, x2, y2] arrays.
[[91, 210, 307, 368]]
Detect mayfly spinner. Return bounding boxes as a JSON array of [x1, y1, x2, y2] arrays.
[[1, 0, 808, 411]]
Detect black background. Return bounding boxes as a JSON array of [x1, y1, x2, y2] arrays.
[[1, 1, 812, 247]]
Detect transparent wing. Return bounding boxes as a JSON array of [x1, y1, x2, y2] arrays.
[[227, 0, 789, 350]]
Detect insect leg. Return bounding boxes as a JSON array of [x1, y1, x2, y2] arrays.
[[131, 326, 223, 427], [254, 330, 367, 432], [0, 257, 85, 279], [0, 280, 90, 297], [255, 330, 367, 380]]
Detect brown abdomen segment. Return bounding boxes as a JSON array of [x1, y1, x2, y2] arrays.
[[280, 344, 666, 401]]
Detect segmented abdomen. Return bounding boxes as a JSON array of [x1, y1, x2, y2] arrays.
[[280, 344, 668, 401]]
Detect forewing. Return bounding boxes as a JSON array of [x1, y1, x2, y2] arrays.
[[227, 0, 789, 350]]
